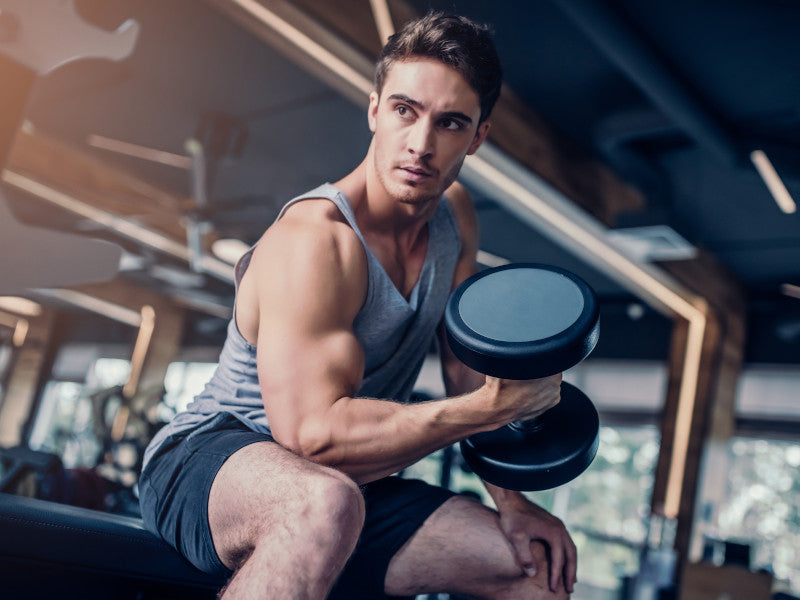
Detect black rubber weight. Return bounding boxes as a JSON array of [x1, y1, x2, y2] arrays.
[[445, 264, 600, 379], [460, 383, 599, 491]]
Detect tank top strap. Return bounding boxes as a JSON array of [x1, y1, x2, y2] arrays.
[[233, 183, 354, 290], [275, 183, 368, 243]]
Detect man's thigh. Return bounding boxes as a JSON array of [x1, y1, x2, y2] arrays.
[[139, 413, 273, 576], [207, 430, 360, 570], [384, 495, 561, 599]]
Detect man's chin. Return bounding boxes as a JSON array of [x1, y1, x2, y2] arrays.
[[396, 188, 439, 207], [392, 178, 440, 203]]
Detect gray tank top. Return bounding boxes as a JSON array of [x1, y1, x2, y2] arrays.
[[143, 183, 461, 470]]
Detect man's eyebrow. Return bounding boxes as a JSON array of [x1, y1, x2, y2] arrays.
[[387, 94, 473, 125]]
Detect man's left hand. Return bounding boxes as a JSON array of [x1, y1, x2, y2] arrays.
[[487, 485, 577, 594]]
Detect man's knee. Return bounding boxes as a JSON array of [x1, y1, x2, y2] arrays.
[[305, 470, 365, 546], [487, 541, 569, 600]]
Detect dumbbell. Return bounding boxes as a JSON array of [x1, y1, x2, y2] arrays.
[[445, 263, 600, 491]]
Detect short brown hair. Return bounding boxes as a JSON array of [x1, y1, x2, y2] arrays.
[[375, 12, 503, 123]]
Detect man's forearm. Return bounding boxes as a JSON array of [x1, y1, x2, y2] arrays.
[[288, 387, 505, 484]]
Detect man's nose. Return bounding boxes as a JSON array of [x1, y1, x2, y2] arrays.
[[407, 119, 435, 157]]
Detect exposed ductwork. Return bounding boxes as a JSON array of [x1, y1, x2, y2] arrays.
[[552, 0, 740, 166]]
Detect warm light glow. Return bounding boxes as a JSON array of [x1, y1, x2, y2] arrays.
[[476, 250, 510, 268], [33, 289, 142, 326], [750, 150, 797, 214], [111, 406, 130, 442], [664, 312, 708, 518], [0, 296, 42, 317]]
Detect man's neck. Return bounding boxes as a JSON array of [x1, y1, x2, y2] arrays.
[[336, 157, 438, 252], [334, 157, 435, 298]]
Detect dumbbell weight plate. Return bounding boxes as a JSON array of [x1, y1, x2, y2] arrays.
[[445, 264, 599, 380], [459, 382, 599, 491]]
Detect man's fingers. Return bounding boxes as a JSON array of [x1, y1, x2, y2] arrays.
[[565, 535, 578, 593], [548, 532, 578, 593], [512, 534, 537, 577], [548, 538, 565, 592]]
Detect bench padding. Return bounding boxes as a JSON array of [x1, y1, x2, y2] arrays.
[[0, 492, 223, 597]]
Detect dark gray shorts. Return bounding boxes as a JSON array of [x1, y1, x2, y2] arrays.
[[139, 413, 455, 600]]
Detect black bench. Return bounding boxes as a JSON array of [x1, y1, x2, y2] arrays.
[[0, 492, 225, 599]]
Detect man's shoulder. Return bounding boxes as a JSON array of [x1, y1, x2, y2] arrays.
[[280, 196, 349, 226], [265, 197, 355, 246], [443, 181, 477, 244], [255, 198, 365, 278]]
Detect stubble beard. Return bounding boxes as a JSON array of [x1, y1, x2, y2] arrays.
[[375, 154, 464, 208]]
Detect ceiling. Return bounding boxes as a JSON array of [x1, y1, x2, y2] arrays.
[[1, 0, 798, 364]]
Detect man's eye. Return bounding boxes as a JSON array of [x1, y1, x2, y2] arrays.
[[397, 105, 410, 117], [440, 118, 463, 130]]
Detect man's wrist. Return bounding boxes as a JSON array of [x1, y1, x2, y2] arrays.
[[482, 480, 527, 509]]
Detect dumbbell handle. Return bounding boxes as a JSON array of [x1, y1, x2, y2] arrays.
[[460, 381, 600, 490], [506, 380, 580, 436], [508, 417, 545, 435]]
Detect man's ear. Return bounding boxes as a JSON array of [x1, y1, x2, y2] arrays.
[[368, 91, 380, 133], [467, 121, 491, 155]]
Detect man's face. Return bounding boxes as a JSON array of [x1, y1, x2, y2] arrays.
[[368, 58, 490, 206]]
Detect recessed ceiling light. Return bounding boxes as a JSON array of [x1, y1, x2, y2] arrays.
[[750, 150, 797, 215], [606, 225, 697, 262], [781, 283, 800, 301]]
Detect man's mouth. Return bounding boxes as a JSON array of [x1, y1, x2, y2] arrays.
[[399, 165, 433, 182]]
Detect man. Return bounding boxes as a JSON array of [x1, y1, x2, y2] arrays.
[[140, 12, 577, 600]]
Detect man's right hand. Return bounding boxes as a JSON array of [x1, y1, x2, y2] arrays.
[[483, 373, 562, 424]]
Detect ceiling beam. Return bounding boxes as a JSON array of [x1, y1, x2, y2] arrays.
[[204, 0, 375, 109], [368, 0, 395, 44], [2, 129, 234, 284], [6, 128, 187, 237]]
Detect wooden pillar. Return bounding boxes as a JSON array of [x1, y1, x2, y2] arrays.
[[72, 279, 186, 417], [126, 300, 186, 416], [0, 307, 56, 447], [649, 252, 746, 585]]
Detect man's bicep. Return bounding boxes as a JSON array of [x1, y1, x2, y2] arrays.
[[251, 230, 366, 445], [257, 316, 364, 448]]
